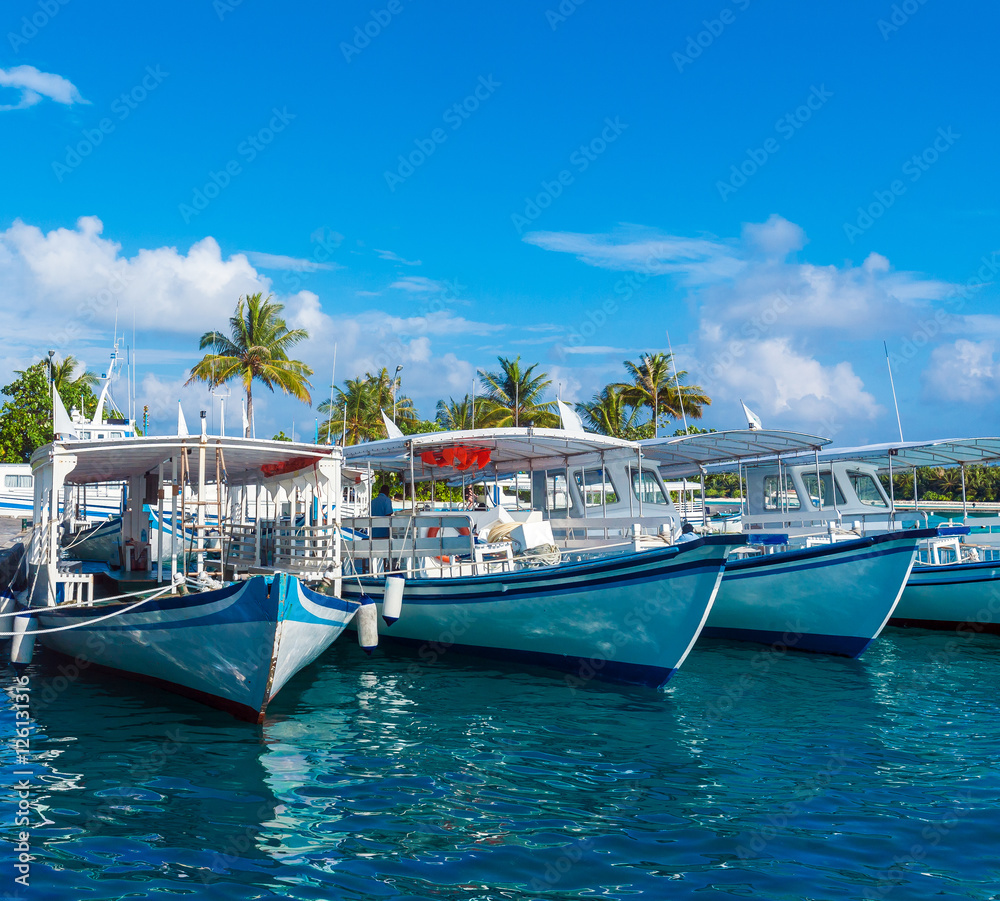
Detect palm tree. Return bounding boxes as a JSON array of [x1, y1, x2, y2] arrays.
[[187, 293, 312, 436], [477, 356, 558, 428], [576, 386, 647, 439], [318, 371, 418, 444], [44, 354, 101, 418], [615, 352, 710, 436], [436, 395, 476, 430], [367, 367, 418, 427]]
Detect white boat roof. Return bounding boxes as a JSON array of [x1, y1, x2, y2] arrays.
[[30, 435, 340, 485], [640, 429, 830, 478], [701, 436, 1000, 474], [343, 428, 641, 479], [799, 437, 1000, 471]]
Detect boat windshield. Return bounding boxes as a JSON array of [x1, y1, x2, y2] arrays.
[[763, 474, 800, 510], [631, 468, 667, 506], [575, 468, 620, 507], [847, 469, 889, 507], [800, 471, 846, 509]]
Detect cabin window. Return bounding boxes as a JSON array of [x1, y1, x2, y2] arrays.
[[847, 470, 888, 507], [546, 474, 569, 513], [763, 474, 801, 511], [630, 468, 667, 506], [575, 468, 619, 507], [3, 475, 32, 489], [800, 472, 846, 509]]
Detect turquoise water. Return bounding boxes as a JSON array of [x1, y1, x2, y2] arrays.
[[3, 629, 1000, 900]]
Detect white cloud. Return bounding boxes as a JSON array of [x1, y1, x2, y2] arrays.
[[242, 251, 340, 272], [525, 215, 966, 434], [0, 216, 270, 342], [375, 248, 422, 266], [560, 345, 632, 355], [0, 65, 86, 111], [524, 225, 745, 285], [923, 339, 999, 401], [389, 275, 444, 293]]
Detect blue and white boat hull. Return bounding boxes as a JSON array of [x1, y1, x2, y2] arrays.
[[892, 560, 1000, 634], [704, 530, 930, 657], [25, 573, 356, 722], [337, 536, 742, 689]]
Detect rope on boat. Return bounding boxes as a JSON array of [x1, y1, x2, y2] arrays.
[[0, 584, 174, 637]]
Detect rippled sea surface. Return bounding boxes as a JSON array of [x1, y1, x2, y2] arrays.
[[3, 626, 1000, 900]]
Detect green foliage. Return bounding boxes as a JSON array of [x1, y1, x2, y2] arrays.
[[272, 430, 293, 442], [880, 466, 1000, 503], [576, 386, 650, 440], [400, 418, 441, 436], [188, 293, 313, 437], [0, 360, 102, 463], [436, 395, 478, 430], [0, 363, 53, 463]]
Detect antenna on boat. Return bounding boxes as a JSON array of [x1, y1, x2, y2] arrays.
[[884, 340, 904, 442], [328, 343, 337, 445], [666, 331, 689, 434]]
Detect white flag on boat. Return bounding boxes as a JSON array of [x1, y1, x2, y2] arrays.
[[557, 399, 585, 433], [381, 408, 404, 439], [52, 383, 77, 439], [741, 400, 762, 431], [177, 401, 189, 437], [241, 398, 250, 437]]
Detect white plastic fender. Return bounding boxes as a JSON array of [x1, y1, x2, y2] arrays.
[[383, 576, 405, 626], [356, 595, 379, 653], [10, 614, 35, 665]]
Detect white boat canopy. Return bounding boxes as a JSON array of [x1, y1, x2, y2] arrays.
[[342, 428, 643, 481], [699, 436, 1000, 474], [639, 429, 830, 479], [30, 435, 338, 485], [793, 437, 1000, 471]]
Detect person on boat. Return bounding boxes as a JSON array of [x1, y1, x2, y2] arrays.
[[367, 483, 394, 574], [371, 484, 393, 537], [677, 522, 699, 543]]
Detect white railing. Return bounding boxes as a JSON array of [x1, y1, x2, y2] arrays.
[[341, 513, 514, 577], [56, 569, 94, 605]]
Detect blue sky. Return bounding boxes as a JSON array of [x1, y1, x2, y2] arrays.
[[1, 0, 998, 443]]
